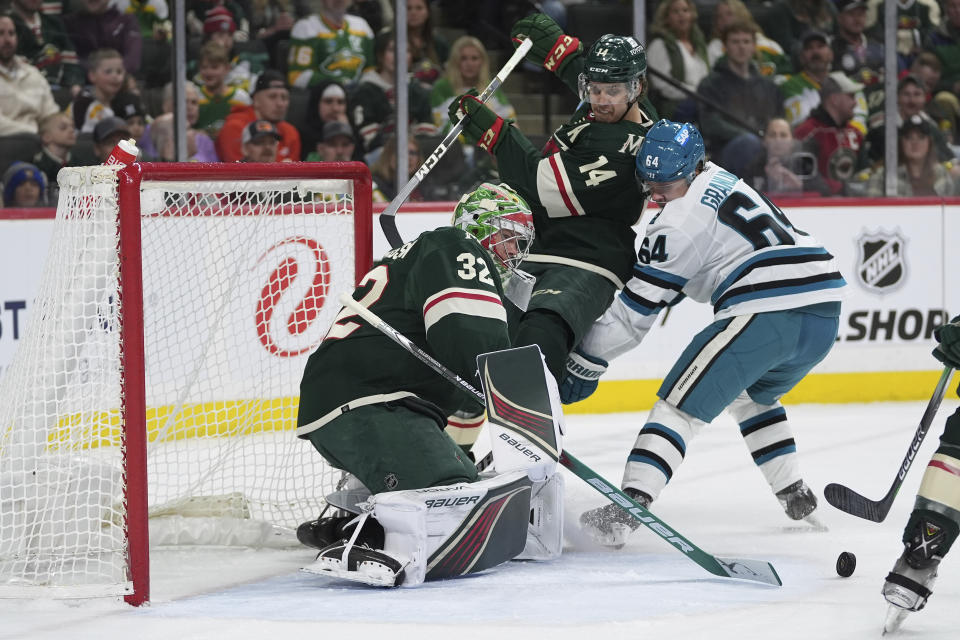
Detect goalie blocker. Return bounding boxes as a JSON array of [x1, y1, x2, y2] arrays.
[[302, 345, 565, 586]]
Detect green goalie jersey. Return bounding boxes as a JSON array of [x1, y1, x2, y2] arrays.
[[296, 227, 511, 438], [492, 57, 657, 286]]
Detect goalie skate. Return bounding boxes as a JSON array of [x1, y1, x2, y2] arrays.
[[579, 488, 650, 548], [296, 514, 385, 550], [301, 539, 406, 588]]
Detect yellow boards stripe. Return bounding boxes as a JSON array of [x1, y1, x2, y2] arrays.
[[47, 397, 301, 449], [564, 370, 960, 414], [44, 369, 958, 447]]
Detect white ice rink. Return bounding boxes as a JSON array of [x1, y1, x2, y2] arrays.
[[4, 398, 959, 640]]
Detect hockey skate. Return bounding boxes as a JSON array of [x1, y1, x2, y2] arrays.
[[775, 480, 825, 529], [302, 538, 406, 587], [296, 513, 384, 550], [881, 517, 948, 633], [579, 488, 650, 548]]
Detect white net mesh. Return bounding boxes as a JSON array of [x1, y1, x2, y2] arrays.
[[0, 165, 364, 598]]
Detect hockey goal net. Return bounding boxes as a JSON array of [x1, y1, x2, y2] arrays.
[[0, 162, 372, 604]]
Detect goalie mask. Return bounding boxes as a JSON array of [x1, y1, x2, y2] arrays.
[[453, 183, 535, 280], [578, 34, 646, 107]]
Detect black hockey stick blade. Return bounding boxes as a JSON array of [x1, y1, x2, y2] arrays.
[[380, 212, 404, 250], [823, 366, 954, 523], [823, 483, 892, 523]]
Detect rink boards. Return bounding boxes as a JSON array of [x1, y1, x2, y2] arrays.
[[2, 199, 959, 414]]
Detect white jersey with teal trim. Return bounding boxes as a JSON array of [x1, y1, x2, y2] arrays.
[[580, 162, 845, 361]]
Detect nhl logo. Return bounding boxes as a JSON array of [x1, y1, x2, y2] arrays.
[[855, 229, 907, 293]]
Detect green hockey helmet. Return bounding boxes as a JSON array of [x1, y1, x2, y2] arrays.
[[578, 34, 647, 105], [452, 182, 535, 278]]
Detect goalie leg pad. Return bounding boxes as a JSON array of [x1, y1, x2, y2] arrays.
[[515, 471, 565, 560], [367, 470, 534, 586]]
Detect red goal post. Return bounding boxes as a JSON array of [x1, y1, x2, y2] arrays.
[[0, 162, 372, 605]]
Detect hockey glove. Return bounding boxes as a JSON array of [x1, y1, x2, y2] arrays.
[[933, 315, 960, 369], [510, 13, 581, 74], [559, 348, 608, 404], [448, 90, 508, 154]]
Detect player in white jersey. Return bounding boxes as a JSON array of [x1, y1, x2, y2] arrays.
[[561, 120, 846, 547]]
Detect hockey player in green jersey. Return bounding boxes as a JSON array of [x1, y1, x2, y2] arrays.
[[297, 182, 533, 494], [447, 14, 657, 384], [882, 315, 960, 633], [294, 184, 564, 588]]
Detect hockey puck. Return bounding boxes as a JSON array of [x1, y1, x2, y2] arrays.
[[836, 551, 856, 577]]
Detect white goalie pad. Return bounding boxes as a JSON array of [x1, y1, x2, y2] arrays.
[[515, 471, 565, 560], [377, 470, 533, 585], [303, 471, 534, 588]]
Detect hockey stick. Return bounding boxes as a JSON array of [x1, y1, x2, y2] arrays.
[[379, 38, 533, 249], [338, 293, 782, 586], [824, 365, 955, 522]]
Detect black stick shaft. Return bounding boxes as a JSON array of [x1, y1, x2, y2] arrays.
[[379, 39, 533, 249], [824, 366, 954, 522]]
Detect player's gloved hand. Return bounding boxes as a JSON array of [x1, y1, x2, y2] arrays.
[[448, 90, 507, 153], [933, 315, 960, 369], [559, 348, 608, 404], [510, 13, 581, 73]]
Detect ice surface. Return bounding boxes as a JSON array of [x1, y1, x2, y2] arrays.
[[3, 400, 958, 640]]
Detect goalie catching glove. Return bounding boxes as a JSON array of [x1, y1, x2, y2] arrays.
[[510, 13, 581, 74], [558, 348, 608, 404], [933, 315, 960, 369], [448, 90, 509, 153]]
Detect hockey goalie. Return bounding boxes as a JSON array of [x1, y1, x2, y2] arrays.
[[293, 184, 564, 586]]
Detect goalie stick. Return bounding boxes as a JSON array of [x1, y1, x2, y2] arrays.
[[337, 294, 782, 586], [379, 38, 533, 249], [823, 366, 955, 522]]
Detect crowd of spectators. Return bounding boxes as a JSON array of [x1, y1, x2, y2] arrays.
[[6, 0, 960, 206]]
